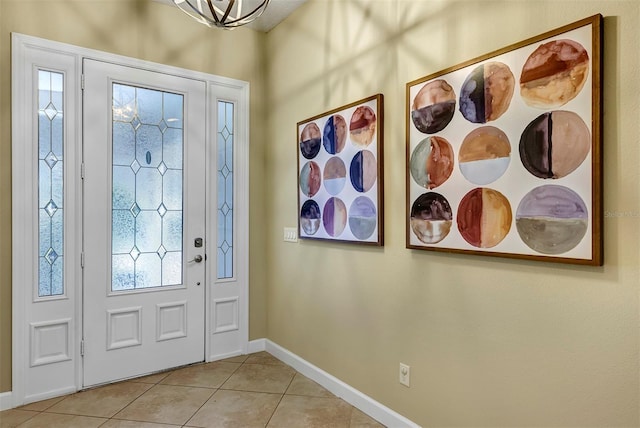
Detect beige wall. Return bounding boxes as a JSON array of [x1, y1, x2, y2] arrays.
[[265, 0, 639, 426], [0, 0, 268, 393], [2, 0, 639, 425]]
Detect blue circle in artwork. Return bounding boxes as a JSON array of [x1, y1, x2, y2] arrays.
[[323, 116, 337, 154], [350, 151, 365, 192], [459, 66, 485, 124], [300, 199, 321, 235], [348, 196, 377, 240], [322, 115, 347, 155]]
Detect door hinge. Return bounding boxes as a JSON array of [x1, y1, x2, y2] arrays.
[[81, 162, 85, 179], [80, 340, 85, 356], [81, 252, 85, 269], [81, 74, 85, 90]]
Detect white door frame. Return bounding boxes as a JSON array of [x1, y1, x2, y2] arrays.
[[11, 33, 250, 406]]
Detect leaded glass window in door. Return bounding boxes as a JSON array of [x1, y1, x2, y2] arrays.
[[38, 70, 64, 297], [111, 83, 184, 291], [217, 101, 234, 279]]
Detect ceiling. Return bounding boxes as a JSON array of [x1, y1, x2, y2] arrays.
[[153, 0, 309, 32]]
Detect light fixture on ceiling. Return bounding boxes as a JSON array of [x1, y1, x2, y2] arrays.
[[173, 0, 270, 29]]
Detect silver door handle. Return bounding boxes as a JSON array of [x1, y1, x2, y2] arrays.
[[189, 254, 203, 263]]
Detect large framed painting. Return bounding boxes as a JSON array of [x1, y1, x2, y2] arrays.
[[298, 94, 384, 245], [406, 15, 603, 265]]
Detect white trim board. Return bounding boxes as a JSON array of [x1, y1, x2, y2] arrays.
[[0, 392, 13, 412], [249, 339, 420, 428]]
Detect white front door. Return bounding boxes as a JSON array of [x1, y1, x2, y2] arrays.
[[82, 59, 207, 387], [13, 35, 250, 404]]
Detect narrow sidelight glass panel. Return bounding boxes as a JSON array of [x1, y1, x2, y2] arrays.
[[38, 70, 64, 297], [112, 83, 184, 291], [217, 101, 234, 279]]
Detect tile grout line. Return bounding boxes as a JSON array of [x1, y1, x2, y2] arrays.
[[181, 357, 247, 427], [263, 370, 297, 427]]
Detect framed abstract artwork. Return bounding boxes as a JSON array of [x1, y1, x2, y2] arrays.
[[406, 15, 603, 265], [298, 94, 384, 245]]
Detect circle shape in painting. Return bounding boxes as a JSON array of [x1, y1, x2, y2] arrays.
[[300, 199, 321, 235], [516, 185, 588, 254], [323, 156, 347, 195], [520, 39, 589, 108], [322, 197, 347, 237], [349, 150, 377, 193], [457, 187, 512, 248], [299, 161, 321, 197], [323, 114, 347, 154], [410, 192, 453, 244], [411, 79, 456, 134], [459, 62, 515, 124], [459, 126, 511, 185], [410, 136, 454, 189], [349, 106, 377, 147], [349, 196, 377, 240], [519, 110, 590, 179], [299, 122, 322, 159]]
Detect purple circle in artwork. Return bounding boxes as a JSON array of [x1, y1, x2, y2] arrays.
[[322, 197, 347, 237], [516, 184, 588, 254], [348, 196, 377, 240]]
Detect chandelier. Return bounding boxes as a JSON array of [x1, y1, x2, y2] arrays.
[[173, 0, 271, 29]]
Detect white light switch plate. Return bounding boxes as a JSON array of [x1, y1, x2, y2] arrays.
[[283, 227, 298, 242]]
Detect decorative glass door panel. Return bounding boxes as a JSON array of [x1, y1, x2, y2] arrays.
[[83, 59, 206, 387], [217, 101, 233, 279], [111, 84, 184, 291], [38, 70, 64, 298]]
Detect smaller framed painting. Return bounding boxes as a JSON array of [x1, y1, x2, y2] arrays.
[[406, 15, 602, 265], [297, 94, 384, 245]]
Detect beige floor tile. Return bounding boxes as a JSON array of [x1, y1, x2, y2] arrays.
[[244, 352, 285, 366], [46, 382, 153, 418], [160, 361, 241, 388], [113, 384, 214, 425], [17, 396, 65, 412], [285, 374, 334, 398], [267, 395, 353, 428], [221, 363, 295, 394], [349, 407, 386, 427], [0, 409, 39, 427], [100, 420, 181, 427], [186, 389, 281, 428], [17, 413, 106, 428]]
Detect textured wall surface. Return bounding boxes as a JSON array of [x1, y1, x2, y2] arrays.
[[264, 1, 639, 426]]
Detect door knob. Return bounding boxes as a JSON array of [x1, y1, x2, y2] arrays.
[[189, 254, 203, 263]]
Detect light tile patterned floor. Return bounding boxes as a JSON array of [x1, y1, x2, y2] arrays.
[[0, 352, 385, 428]]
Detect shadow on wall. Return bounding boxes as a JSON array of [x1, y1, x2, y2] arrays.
[[267, 0, 538, 111]]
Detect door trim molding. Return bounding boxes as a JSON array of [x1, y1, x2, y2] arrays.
[[11, 32, 250, 407]]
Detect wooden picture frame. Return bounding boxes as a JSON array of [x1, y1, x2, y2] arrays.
[[406, 15, 602, 265], [298, 94, 384, 245]]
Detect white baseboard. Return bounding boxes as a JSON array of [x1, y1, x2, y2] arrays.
[[261, 339, 420, 428], [0, 391, 13, 411], [247, 338, 266, 353]]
